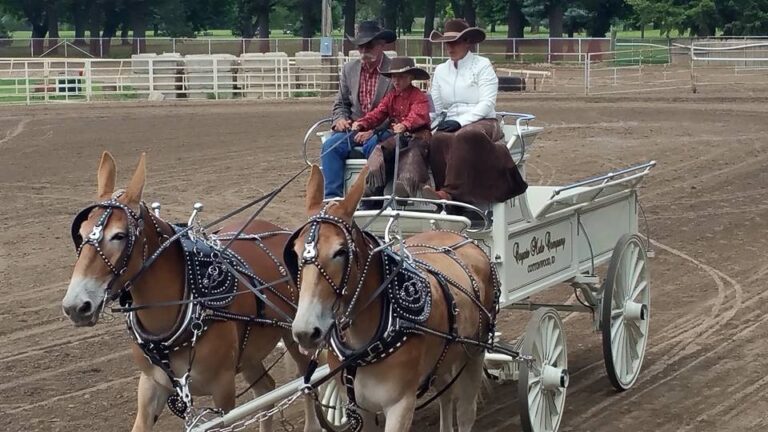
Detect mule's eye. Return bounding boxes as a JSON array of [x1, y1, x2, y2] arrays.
[[332, 248, 348, 259], [111, 232, 127, 241]]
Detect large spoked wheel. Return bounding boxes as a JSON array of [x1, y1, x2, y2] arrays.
[[601, 233, 651, 391], [518, 308, 569, 432], [314, 376, 348, 431]]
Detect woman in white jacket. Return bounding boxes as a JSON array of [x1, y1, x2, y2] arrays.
[[423, 19, 527, 206]]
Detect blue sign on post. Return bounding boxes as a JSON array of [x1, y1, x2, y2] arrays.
[[320, 37, 333, 56]]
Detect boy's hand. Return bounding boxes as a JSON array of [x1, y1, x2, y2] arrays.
[[392, 123, 407, 134], [354, 130, 374, 143]]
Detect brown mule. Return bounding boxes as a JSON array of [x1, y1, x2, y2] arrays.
[[288, 165, 498, 432], [62, 152, 322, 432]]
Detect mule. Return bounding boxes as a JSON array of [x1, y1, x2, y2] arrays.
[[62, 152, 322, 432], [287, 165, 498, 432]]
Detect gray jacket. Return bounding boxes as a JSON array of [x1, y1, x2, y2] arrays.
[[331, 55, 393, 123]]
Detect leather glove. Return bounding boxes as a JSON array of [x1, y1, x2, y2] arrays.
[[437, 120, 461, 133]]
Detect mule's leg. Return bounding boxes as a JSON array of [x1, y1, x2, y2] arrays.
[[211, 371, 237, 414], [131, 372, 171, 432], [455, 354, 486, 432], [437, 387, 455, 432], [283, 332, 323, 432], [241, 361, 276, 432], [360, 408, 383, 432], [382, 396, 416, 432]]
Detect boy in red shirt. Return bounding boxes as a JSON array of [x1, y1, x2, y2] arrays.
[[351, 57, 431, 202]]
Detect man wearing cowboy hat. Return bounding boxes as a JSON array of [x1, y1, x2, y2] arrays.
[[320, 20, 397, 199]]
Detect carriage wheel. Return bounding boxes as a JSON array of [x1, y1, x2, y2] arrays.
[[314, 376, 348, 431], [518, 308, 569, 432], [600, 234, 651, 391]]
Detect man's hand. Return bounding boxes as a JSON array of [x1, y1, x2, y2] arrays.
[[436, 120, 461, 133], [392, 123, 407, 134], [354, 130, 374, 144], [333, 118, 352, 131]]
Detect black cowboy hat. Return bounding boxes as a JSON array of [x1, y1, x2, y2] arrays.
[[346, 20, 397, 46], [379, 57, 430, 81], [429, 18, 486, 44]]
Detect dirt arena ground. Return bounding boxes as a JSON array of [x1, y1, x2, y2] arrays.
[[1, 91, 767, 432]]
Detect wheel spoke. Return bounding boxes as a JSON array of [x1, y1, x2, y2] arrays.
[[628, 258, 645, 299], [613, 323, 626, 376], [547, 326, 561, 362], [611, 308, 624, 318], [550, 344, 564, 365], [529, 381, 542, 423], [547, 390, 560, 420], [630, 279, 648, 302], [625, 245, 639, 290], [611, 315, 624, 340]]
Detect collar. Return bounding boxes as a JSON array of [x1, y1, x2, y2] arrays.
[[362, 55, 383, 72], [451, 51, 474, 69], [393, 84, 416, 96]]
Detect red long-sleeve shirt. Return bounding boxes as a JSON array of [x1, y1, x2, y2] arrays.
[[356, 85, 430, 132]]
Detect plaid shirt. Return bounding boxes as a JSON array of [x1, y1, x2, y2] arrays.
[[358, 57, 382, 114]]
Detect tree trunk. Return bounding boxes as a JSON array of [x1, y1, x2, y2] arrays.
[[587, 2, 612, 37], [238, 0, 255, 38], [381, 0, 399, 32], [507, 0, 524, 38], [101, 5, 121, 58], [47, 4, 60, 55], [640, 25, 644, 39], [506, 0, 523, 59], [548, 3, 563, 37], [121, 22, 130, 45], [256, 2, 270, 53], [422, 0, 436, 56], [343, 0, 356, 54], [450, 0, 462, 18], [73, 1, 88, 46], [88, 3, 102, 57], [301, 0, 315, 50], [463, 0, 476, 26], [131, 1, 148, 54]]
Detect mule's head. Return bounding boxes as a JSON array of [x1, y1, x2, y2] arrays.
[[286, 164, 369, 350], [62, 151, 147, 326]]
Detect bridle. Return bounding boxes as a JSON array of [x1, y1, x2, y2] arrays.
[[70, 197, 147, 305], [285, 206, 358, 296]]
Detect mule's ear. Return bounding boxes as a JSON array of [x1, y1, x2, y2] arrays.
[[339, 165, 368, 217], [306, 164, 325, 215], [124, 153, 146, 208], [96, 151, 117, 200]]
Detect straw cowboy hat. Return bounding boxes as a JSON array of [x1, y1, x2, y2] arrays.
[[346, 20, 397, 46], [379, 57, 430, 81], [429, 19, 486, 44]]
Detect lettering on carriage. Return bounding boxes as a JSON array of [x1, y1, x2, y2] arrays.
[[512, 231, 567, 274]]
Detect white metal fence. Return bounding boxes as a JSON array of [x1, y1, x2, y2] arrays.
[[0, 53, 451, 104], [688, 41, 768, 89]]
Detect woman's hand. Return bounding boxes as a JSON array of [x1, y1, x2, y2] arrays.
[[351, 121, 363, 131], [392, 123, 407, 134], [437, 120, 461, 133]]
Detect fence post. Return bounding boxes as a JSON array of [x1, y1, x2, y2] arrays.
[[85, 60, 92, 101], [172, 38, 176, 54], [25, 61, 30, 105], [584, 53, 590, 95], [548, 38, 551, 63], [213, 57, 219, 100], [149, 58, 154, 94], [208, 39, 212, 55]]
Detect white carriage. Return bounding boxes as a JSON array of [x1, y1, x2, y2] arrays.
[[192, 113, 655, 432]]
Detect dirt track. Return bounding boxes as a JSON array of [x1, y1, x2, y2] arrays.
[[1, 92, 767, 432]]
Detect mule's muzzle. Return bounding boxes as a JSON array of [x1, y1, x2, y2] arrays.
[[62, 299, 103, 327], [293, 325, 325, 350]]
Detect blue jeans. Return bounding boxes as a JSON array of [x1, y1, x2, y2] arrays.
[[320, 130, 392, 198]]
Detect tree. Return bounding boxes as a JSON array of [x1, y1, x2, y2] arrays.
[[718, 0, 768, 35], [507, 0, 525, 38], [477, 0, 507, 32]]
